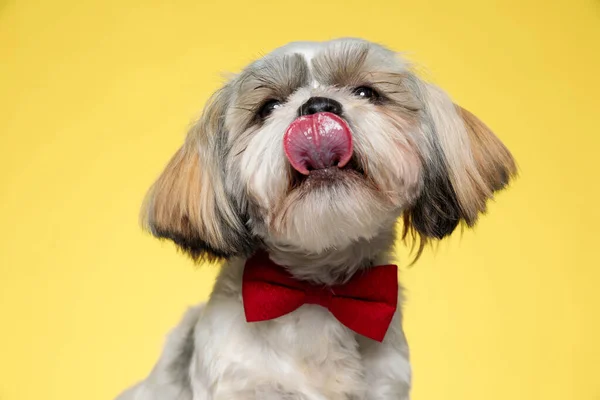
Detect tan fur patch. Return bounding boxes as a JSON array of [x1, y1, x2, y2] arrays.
[[458, 106, 517, 192], [142, 138, 224, 249]]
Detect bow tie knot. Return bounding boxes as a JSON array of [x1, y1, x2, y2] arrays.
[[304, 286, 334, 307], [242, 251, 399, 342]]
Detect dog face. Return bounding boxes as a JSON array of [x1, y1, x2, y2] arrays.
[[142, 38, 516, 261]]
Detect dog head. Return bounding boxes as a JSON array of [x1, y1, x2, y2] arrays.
[[142, 38, 516, 263]]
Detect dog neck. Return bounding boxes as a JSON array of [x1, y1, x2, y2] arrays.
[[264, 226, 398, 285]]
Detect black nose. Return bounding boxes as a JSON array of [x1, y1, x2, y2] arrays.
[[298, 97, 343, 117]]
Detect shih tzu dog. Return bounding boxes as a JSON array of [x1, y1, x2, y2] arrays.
[[117, 38, 516, 400]]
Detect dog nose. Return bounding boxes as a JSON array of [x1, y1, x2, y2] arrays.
[[298, 97, 343, 117]]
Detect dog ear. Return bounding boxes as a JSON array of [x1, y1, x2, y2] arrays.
[[141, 87, 254, 262], [403, 78, 517, 241]]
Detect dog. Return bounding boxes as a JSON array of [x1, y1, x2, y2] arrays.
[[117, 38, 516, 400]]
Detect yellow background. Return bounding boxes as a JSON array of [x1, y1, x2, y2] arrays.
[[1, 0, 599, 399]]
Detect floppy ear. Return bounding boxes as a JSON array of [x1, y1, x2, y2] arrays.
[[404, 77, 517, 241], [141, 87, 255, 262]]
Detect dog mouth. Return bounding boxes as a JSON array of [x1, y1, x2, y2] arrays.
[[289, 155, 365, 190], [284, 112, 354, 173], [284, 112, 366, 190]]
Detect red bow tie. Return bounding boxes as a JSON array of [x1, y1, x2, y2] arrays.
[[242, 251, 398, 342]]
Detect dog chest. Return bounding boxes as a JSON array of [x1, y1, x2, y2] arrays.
[[251, 304, 367, 398]]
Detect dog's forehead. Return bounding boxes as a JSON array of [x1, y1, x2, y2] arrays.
[[234, 39, 404, 92], [267, 38, 377, 63], [257, 39, 399, 88], [268, 41, 323, 62]]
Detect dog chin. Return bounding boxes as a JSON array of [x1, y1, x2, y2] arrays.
[[291, 166, 362, 191], [268, 170, 397, 253]]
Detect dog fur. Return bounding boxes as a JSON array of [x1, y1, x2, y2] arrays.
[[117, 38, 516, 400]]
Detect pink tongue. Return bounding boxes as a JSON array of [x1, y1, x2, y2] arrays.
[[283, 112, 353, 175]]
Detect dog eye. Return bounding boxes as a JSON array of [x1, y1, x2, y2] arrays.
[[352, 86, 380, 101], [257, 99, 282, 119]]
